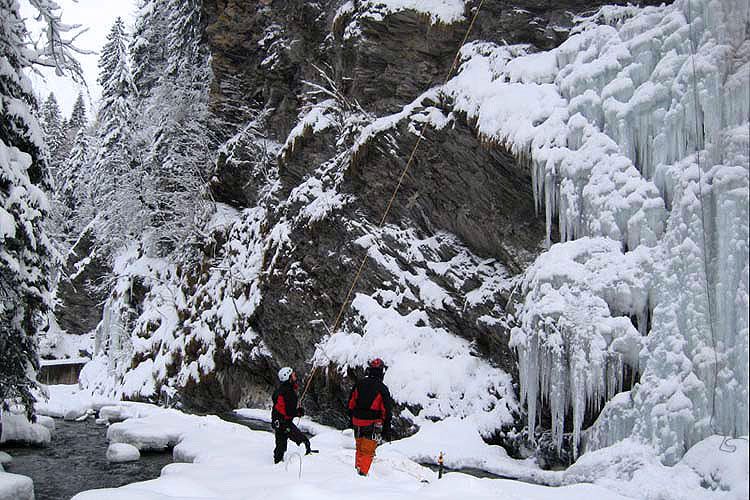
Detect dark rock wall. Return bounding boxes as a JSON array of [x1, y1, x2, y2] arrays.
[[54, 230, 109, 337]]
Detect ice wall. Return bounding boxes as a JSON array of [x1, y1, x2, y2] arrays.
[[443, 0, 748, 461]]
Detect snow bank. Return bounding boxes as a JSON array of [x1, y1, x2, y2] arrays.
[[107, 443, 141, 462], [34, 383, 118, 418], [70, 402, 632, 500], [233, 409, 330, 437], [384, 417, 555, 484], [0, 472, 33, 500], [36, 415, 55, 431], [107, 412, 182, 451], [562, 436, 749, 500], [99, 405, 143, 423], [317, 291, 517, 436], [679, 435, 749, 498]]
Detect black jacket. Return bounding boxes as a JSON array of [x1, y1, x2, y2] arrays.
[[348, 375, 392, 433], [272, 381, 300, 423]]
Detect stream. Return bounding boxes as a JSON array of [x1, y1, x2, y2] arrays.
[[1, 418, 172, 500]]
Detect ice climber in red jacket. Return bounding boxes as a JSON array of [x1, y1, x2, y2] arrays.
[[347, 358, 393, 476]]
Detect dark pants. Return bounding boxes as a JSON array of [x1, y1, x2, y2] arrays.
[[273, 420, 309, 463]]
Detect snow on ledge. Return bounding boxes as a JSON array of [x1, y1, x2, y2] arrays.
[[39, 357, 91, 366]]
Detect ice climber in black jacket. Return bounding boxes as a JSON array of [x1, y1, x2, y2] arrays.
[[271, 367, 315, 463]]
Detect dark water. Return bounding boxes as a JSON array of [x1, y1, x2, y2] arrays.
[[1, 418, 172, 500], [218, 411, 275, 433], [421, 462, 508, 479], [218, 411, 313, 438]]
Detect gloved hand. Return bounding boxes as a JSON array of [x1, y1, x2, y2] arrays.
[[296, 406, 305, 417]]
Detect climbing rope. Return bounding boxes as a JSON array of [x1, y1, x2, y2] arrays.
[[285, 451, 303, 478], [300, 0, 486, 401], [684, 0, 747, 453], [685, 0, 720, 434]]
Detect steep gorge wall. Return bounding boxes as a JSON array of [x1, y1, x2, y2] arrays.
[[79, 0, 702, 465]]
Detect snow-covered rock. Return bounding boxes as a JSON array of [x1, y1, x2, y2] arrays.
[[0, 472, 33, 500], [562, 436, 750, 500], [64, 409, 85, 421], [0, 412, 51, 446], [0, 452, 10, 467], [679, 435, 749, 497], [34, 384, 104, 419], [107, 414, 178, 451], [106, 443, 141, 462], [36, 415, 56, 432], [99, 405, 139, 423]]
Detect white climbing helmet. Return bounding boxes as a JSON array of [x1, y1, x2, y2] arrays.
[[278, 366, 293, 382]]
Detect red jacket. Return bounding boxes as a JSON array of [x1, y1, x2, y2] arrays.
[[348, 375, 392, 432]]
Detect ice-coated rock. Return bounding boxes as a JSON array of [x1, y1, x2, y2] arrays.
[[107, 421, 171, 451], [0, 471, 34, 500], [106, 443, 141, 463], [36, 415, 56, 432], [0, 413, 51, 446], [99, 405, 137, 423], [64, 409, 85, 421]]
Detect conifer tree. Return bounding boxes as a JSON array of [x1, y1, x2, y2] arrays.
[[1, 0, 84, 418], [129, 0, 212, 255], [68, 92, 87, 131], [41, 92, 66, 174], [130, 0, 168, 98], [90, 17, 141, 256]]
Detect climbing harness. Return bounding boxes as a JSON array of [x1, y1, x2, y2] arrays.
[[299, 0, 487, 402]]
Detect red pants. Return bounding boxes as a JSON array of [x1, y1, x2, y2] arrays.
[[355, 437, 378, 475]]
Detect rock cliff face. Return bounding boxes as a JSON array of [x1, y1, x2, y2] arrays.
[[53, 230, 109, 339], [196, 1, 554, 424], [71, 0, 674, 465]]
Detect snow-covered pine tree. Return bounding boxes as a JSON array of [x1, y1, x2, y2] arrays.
[[1, 0, 83, 418], [89, 17, 142, 257], [41, 92, 66, 176], [47, 127, 93, 249], [130, 0, 212, 256], [130, 0, 168, 99], [68, 92, 87, 131]]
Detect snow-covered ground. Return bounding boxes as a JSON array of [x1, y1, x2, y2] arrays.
[[1, 385, 745, 500]]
